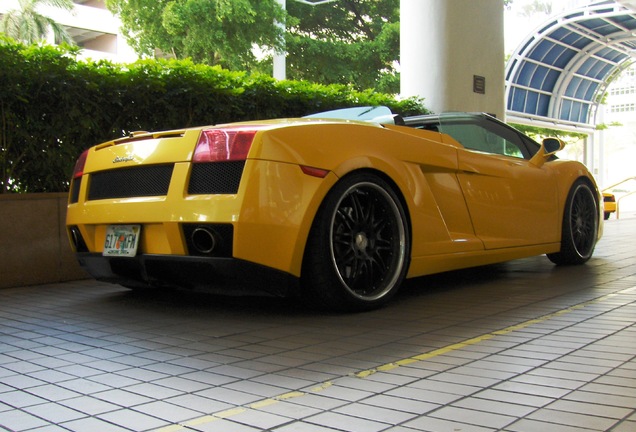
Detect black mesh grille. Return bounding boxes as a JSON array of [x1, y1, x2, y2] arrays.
[[88, 165, 174, 200], [188, 161, 245, 195]]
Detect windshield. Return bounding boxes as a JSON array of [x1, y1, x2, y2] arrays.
[[304, 106, 395, 124]]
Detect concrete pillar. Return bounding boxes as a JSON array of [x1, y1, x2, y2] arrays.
[[400, 0, 505, 119], [274, 0, 287, 80]]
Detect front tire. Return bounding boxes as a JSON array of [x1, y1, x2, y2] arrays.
[[547, 180, 598, 265], [302, 173, 410, 311]]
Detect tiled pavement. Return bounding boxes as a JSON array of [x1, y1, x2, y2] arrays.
[[1, 218, 635, 432]]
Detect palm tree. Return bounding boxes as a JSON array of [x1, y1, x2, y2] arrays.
[[0, 0, 76, 45]]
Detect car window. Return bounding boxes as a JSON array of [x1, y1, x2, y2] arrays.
[[438, 115, 528, 159], [441, 123, 524, 158]]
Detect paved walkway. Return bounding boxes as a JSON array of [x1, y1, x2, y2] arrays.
[[0, 217, 635, 431]]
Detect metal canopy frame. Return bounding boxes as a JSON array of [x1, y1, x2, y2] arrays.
[[505, 0, 636, 132]]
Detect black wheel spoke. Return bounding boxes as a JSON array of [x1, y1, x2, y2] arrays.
[[570, 188, 596, 255], [329, 182, 406, 300]]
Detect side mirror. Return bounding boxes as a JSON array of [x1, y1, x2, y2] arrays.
[[529, 137, 564, 167], [542, 137, 564, 154]]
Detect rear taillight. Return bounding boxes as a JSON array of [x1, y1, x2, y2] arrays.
[[72, 150, 89, 179], [193, 127, 267, 163]]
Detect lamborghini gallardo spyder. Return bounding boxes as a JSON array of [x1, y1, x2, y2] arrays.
[[66, 107, 602, 311]]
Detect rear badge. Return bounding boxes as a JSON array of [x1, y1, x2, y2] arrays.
[[113, 155, 135, 163]]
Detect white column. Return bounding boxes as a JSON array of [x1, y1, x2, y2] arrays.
[[273, 0, 287, 80], [400, 0, 505, 118]]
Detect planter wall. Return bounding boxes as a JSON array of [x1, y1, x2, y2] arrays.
[[0, 193, 87, 289]]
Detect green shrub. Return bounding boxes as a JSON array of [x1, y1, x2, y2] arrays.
[[0, 40, 428, 193]]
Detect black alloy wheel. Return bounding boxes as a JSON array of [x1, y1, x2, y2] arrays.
[[302, 172, 410, 311], [548, 179, 598, 265]]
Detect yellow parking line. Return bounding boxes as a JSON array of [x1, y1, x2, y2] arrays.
[[155, 287, 635, 432]]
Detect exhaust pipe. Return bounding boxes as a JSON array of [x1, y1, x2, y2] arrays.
[[191, 227, 217, 254], [69, 226, 88, 252]]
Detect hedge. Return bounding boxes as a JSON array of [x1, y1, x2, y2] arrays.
[[0, 40, 428, 193]]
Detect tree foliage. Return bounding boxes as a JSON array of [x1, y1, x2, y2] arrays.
[[105, 0, 287, 70], [511, 123, 587, 143], [0, 0, 75, 45], [518, 0, 552, 17], [284, 0, 400, 93], [105, 0, 400, 92]]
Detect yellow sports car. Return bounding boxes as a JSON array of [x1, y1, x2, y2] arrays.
[[67, 107, 602, 311], [603, 192, 616, 220]]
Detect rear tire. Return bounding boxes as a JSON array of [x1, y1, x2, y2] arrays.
[[547, 180, 598, 265], [302, 173, 410, 312]]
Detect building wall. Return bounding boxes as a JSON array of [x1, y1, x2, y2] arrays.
[[0, 194, 87, 289], [597, 65, 636, 197], [0, 0, 136, 63]]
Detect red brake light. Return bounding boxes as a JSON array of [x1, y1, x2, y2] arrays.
[[300, 165, 329, 178], [72, 149, 89, 179], [193, 127, 264, 162]]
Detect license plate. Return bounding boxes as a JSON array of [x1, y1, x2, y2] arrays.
[[103, 225, 140, 257]]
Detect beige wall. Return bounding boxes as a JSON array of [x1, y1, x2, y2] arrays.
[[0, 193, 87, 289]]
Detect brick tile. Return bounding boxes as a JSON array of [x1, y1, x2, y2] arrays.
[[611, 421, 636, 432], [492, 381, 571, 399], [165, 393, 232, 413], [432, 405, 516, 429], [579, 382, 636, 398], [195, 387, 263, 406], [23, 402, 86, 424], [526, 408, 617, 430], [305, 411, 388, 432], [545, 399, 632, 419], [452, 397, 536, 417], [403, 415, 494, 432], [93, 389, 153, 407], [97, 409, 169, 430], [59, 396, 120, 416], [563, 389, 636, 409], [133, 400, 202, 423], [224, 407, 291, 430], [474, 389, 553, 408], [361, 394, 439, 415], [256, 399, 322, 420], [0, 409, 49, 431], [335, 401, 417, 424], [505, 418, 597, 432], [408, 378, 481, 396], [386, 386, 464, 405]]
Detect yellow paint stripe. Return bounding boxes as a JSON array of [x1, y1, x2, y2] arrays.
[[183, 415, 218, 426], [250, 398, 278, 409], [155, 425, 184, 432], [311, 381, 333, 392], [276, 391, 305, 400], [214, 407, 246, 419], [154, 286, 635, 432]]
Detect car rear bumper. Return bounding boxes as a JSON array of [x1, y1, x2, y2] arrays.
[[76, 253, 299, 297]]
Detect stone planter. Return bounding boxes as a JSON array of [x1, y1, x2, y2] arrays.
[[0, 193, 87, 289]]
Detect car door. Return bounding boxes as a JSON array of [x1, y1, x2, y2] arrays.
[[440, 115, 560, 249]]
